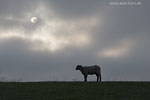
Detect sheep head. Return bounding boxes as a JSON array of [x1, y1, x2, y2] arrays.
[[76, 65, 82, 70]]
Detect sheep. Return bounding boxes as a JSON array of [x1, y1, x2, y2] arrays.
[[76, 65, 101, 82]]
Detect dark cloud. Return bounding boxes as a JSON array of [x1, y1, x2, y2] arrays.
[[44, 0, 105, 19], [0, 0, 38, 17]]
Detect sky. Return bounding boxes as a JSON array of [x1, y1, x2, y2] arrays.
[[0, 0, 149, 81]]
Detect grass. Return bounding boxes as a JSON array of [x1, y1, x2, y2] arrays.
[[0, 82, 150, 100]]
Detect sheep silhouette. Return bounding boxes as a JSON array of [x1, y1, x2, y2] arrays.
[[76, 65, 101, 82]]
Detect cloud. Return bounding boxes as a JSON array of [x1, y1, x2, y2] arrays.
[[99, 39, 134, 58], [43, 0, 104, 19]]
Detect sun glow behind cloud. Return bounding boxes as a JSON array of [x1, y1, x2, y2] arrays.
[[0, 2, 100, 52]]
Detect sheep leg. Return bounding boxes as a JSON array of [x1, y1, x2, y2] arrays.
[[84, 75, 87, 82], [97, 76, 99, 82], [96, 74, 99, 82], [99, 74, 101, 82]]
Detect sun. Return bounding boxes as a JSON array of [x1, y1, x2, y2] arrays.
[[31, 17, 38, 23]]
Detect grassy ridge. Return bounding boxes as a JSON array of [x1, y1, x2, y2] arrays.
[[0, 82, 150, 100]]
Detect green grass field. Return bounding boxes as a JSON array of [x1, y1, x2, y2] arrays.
[[0, 82, 150, 100]]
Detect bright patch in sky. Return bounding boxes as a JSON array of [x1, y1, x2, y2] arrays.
[[99, 40, 133, 58], [31, 17, 38, 23]]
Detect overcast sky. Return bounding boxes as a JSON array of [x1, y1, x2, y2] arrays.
[[0, 0, 149, 81]]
